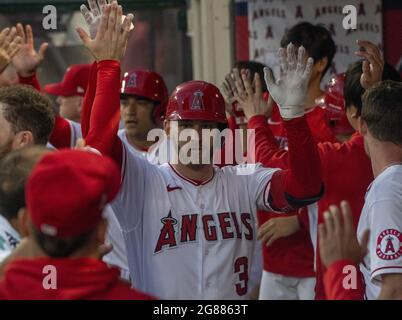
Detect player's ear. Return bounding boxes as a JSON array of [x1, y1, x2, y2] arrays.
[[358, 118, 367, 136], [12, 131, 34, 149], [315, 57, 328, 74], [77, 97, 84, 113], [17, 207, 31, 237]]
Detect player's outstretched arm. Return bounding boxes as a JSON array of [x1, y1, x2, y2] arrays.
[[264, 44, 323, 210], [76, 2, 133, 164]]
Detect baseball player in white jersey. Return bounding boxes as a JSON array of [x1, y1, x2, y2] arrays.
[[358, 163, 402, 299], [356, 81, 402, 299], [81, 11, 325, 299], [318, 81, 402, 300], [0, 146, 51, 264], [103, 69, 169, 281]]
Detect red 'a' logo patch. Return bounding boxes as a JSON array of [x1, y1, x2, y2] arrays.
[[376, 229, 402, 260]]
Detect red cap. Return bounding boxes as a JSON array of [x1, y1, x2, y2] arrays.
[[166, 80, 227, 123], [44, 64, 91, 97], [317, 73, 354, 136], [26, 149, 120, 239]]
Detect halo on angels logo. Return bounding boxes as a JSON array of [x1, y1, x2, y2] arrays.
[[376, 229, 402, 260], [161, 211, 177, 225], [127, 72, 137, 88], [191, 90, 204, 110]]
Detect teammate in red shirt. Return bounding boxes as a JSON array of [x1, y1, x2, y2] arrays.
[[229, 22, 337, 300], [235, 40, 402, 299]]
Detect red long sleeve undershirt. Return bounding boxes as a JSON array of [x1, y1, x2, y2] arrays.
[[324, 259, 365, 300], [81, 62, 99, 138], [84, 60, 123, 164], [18, 73, 41, 92], [248, 115, 323, 212]]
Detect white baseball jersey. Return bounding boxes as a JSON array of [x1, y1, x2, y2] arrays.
[[103, 129, 169, 280], [0, 214, 20, 263], [110, 140, 280, 299], [357, 164, 402, 300], [46, 119, 82, 149]]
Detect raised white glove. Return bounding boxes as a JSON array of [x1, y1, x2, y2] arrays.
[[264, 43, 314, 120], [80, 0, 134, 40]]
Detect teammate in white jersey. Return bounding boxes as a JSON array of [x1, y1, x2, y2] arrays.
[[318, 81, 402, 300], [103, 69, 169, 281], [356, 81, 402, 299], [81, 10, 324, 298], [0, 146, 50, 263]]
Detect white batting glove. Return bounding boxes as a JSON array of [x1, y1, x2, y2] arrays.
[[264, 43, 314, 120], [80, 0, 134, 39], [80, 0, 107, 39]]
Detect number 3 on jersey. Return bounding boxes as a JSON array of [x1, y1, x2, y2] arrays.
[[234, 256, 249, 296]]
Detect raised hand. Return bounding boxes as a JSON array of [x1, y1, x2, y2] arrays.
[[80, 0, 134, 40], [76, 2, 134, 62], [355, 40, 384, 90], [221, 73, 236, 105], [264, 43, 314, 120], [318, 201, 370, 268], [232, 67, 271, 120], [11, 24, 48, 77], [0, 27, 22, 73], [81, 0, 108, 39]]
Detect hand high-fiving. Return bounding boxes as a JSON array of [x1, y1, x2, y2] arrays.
[[76, 1, 134, 62], [264, 43, 314, 120], [231, 68, 271, 120], [318, 201, 370, 268], [355, 40, 384, 90], [80, 0, 134, 40], [11, 24, 48, 77], [0, 27, 22, 73]]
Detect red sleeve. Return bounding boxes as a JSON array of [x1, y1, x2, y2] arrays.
[[85, 60, 123, 167], [249, 115, 323, 211], [81, 62, 98, 138], [18, 73, 42, 92], [248, 115, 288, 169], [49, 116, 72, 148], [324, 259, 365, 300]]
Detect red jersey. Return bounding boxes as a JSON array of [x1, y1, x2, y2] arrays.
[[249, 116, 372, 282], [323, 259, 365, 300], [250, 106, 336, 278], [315, 133, 373, 299], [269, 103, 338, 149], [0, 257, 155, 300]]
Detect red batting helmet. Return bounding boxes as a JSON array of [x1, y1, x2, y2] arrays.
[[317, 73, 354, 136], [121, 69, 168, 122], [166, 81, 227, 123]]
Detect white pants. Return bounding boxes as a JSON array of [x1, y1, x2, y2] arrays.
[[259, 270, 316, 300]]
